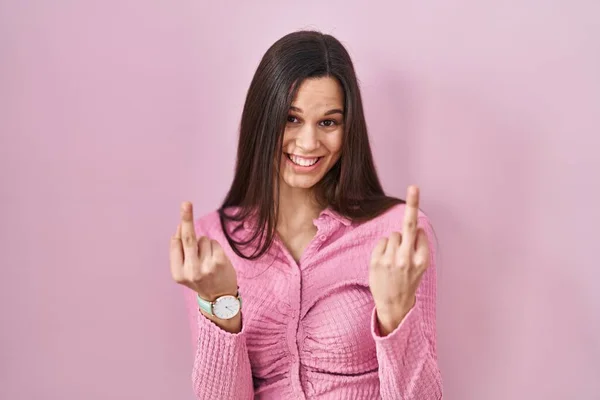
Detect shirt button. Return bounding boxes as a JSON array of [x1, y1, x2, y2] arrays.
[[318, 234, 327, 241]]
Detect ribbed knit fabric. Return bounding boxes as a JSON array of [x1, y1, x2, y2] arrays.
[[183, 204, 442, 399]]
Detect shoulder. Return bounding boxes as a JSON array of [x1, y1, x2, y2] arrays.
[[357, 204, 438, 258], [193, 206, 248, 241], [193, 209, 222, 237], [364, 203, 434, 232], [350, 203, 436, 248]]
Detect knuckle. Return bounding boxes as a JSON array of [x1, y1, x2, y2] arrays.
[[187, 263, 205, 282], [203, 257, 217, 269], [198, 260, 217, 277], [183, 234, 196, 247], [414, 256, 428, 269], [189, 269, 204, 283], [171, 272, 185, 283]]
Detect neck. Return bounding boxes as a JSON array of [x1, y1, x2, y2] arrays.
[[276, 183, 322, 233]]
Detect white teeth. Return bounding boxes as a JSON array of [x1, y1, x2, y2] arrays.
[[289, 154, 319, 167]]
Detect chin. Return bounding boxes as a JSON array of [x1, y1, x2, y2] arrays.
[[281, 176, 321, 190]]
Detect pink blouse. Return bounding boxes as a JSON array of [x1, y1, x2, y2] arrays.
[[183, 204, 442, 399]]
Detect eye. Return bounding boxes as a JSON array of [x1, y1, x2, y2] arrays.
[[287, 115, 299, 123], [320, 119, 338, 127]]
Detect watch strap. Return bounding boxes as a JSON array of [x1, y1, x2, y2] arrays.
[[196, 294, 214, 315]]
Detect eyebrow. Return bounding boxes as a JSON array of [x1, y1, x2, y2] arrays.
[[290, 106, 344, 116]]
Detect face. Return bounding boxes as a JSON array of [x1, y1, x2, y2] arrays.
[[280, 77, 344, 191]]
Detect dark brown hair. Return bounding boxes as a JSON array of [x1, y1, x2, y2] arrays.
[[218, 30, 404, 260]]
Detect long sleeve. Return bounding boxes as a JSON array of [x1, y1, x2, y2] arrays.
[[182, 216, 254, 399], [371, 216, 443, 399], [186, 289, 254, 399]]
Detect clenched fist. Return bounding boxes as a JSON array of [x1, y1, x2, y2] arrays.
[[369, 185, 431, 335], [170, 202, 238, 302]]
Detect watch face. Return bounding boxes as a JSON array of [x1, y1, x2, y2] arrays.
[[212, 295, 241, 320]]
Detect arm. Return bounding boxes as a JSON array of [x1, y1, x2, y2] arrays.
[[371, 216, 443, 399], [171, 204, 254, 400], [186, 289, 254, 399]]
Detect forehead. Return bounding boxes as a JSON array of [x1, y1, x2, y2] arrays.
[[292, 77, 344, 110]]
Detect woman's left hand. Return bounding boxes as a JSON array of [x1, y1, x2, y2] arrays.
[[369, 185, 431, 335]]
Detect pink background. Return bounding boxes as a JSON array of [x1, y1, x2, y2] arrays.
[[1, 1, 599, 399]]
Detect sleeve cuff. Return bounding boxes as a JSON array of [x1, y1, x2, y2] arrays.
[[193, 312, 252, 395], [371, 301, 425, 344], [197, 310, 247, 339]]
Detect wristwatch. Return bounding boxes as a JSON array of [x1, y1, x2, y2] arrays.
[[196, 290, 242, 320]]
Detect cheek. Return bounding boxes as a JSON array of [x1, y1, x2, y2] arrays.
[[281, 132, 294, 151], [325, 131, 343, 156]]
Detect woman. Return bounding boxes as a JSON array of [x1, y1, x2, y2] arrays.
[[170, 30, 442, 399]]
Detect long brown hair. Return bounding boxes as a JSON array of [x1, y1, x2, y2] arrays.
[[218, 30, 404, 260]]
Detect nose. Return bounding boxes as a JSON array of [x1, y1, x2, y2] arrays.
[[295, 124, 319, 152]]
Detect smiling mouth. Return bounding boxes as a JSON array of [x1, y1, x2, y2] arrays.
[[285, 153, 323, 167]]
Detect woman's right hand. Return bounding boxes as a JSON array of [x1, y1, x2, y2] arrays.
[[170, 202, 239, 302]]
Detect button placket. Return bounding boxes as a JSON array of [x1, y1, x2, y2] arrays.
[[275, 215, 339, 398], [275, 236, 306, 398]]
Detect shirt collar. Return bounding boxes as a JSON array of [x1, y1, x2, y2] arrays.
[[317, 208, 352, 227], [241, 207, 352, 231]]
